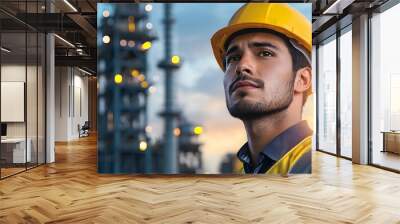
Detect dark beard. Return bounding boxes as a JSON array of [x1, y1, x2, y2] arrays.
[[227, 78, 294, 120]]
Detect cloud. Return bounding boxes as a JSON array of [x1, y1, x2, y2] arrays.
[[176, 91, 246, 173], [200, 119, 246, 173], [180, 66, 224, 96], [289, 3, 312, 21]]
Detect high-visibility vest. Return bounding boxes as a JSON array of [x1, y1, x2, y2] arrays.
[[239, 136, 312, 174]]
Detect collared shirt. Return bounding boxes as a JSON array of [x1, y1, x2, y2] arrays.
[[237, 120, 313, 174]]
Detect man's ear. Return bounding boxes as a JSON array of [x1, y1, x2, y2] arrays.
[[294, 67, 312, 94]]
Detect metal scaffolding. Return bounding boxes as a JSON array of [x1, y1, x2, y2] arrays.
[[97, 4, 156, 173], [158, 4, 181, 173]]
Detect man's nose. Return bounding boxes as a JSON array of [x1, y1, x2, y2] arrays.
[[235, 52, 254, 76]]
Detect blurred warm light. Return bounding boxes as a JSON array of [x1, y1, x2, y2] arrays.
[[120, 39, 127, 47], [139, 141, 147, 151], [193, 126, 203, 135], [141, 81, 149, 88], [149, 86, 157, 94], [102, 35, 111, 44], [137, 74, 145, 82], [145, 125, 152, 133], [114, 73, 123, 84], [141, 41, 152, 50], [128, 16, 135, 32], [171, 55, 180, 64], [146, 22, 153, 30], [128, 40, 135, 47], [174, 128, 181, 136], [145, 4, 153, 12], [102, 10, 110, 18], [131, 69, 140, 77]]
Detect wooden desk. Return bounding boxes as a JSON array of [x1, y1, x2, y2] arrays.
[[1, 138, 31, 163], [382, 131, 400, 154]]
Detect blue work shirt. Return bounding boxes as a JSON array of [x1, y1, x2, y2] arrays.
[[237, 120, 313, 174]]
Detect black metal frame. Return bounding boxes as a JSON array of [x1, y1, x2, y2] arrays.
[[367, 10, 373, 166], [0, 13, 2, 179], [336, 27, 341, 158]]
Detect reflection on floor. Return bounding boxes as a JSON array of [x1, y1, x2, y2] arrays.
[[0, 167, 25, 177], [373, 150, 400, 171], [0, 163, 42, 178], [0, 135, 400, 222]]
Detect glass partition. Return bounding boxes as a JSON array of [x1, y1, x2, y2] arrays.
[[371, 3, 400, 171], [339, 27, 352, 159], [27, 30, 38, 169], [317, 35, 337, 155], [1, 29, 28, 177], [0, 0, 46, 179], [38, 31, 45, 165]]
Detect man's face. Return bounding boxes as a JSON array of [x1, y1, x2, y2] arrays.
[[223, 32, 295, 120]]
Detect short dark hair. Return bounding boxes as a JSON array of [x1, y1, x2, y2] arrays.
[[223, 28, 311, 105]]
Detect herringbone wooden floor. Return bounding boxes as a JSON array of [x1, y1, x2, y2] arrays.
[[1, 135, 400, 223]]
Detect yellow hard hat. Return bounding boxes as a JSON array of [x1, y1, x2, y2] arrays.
[[210, 3, 312, 71]]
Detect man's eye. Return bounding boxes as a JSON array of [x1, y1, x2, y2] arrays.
[[259, 50, 273, 57], [226, 55, 240, 64]]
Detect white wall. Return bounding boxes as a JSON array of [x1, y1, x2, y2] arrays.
[[55, 66, 69, 141], [54, 67, 89, 141], [1, 65, 26, 140], [72, 72, 89, 138], [1, 65, 40, 137], [1, 64, 46, 164]]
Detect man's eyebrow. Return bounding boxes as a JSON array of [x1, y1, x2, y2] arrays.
[[226, 41, 279, 56], [249, 41, 279, 50], [225, 45, 238, 56]]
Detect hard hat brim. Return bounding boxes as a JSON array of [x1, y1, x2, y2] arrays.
[[211, 22, 312, 71]]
